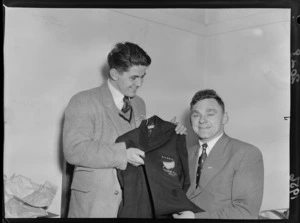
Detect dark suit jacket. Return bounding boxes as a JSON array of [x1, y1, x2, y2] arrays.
[[116, 115, 203, 218], [187, 134, 264, 219]]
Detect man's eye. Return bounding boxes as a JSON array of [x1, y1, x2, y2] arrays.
[[207, 113, 215, 116]]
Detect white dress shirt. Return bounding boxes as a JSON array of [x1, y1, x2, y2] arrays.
[[198, 133, 224, 158], [107, 79, 125, 110]]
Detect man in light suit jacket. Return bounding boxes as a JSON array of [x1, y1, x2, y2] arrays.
[[173, 89, 264, 219], [63, 42, 186, 218]]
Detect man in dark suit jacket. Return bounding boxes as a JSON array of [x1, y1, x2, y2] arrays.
[[173, 89, 264, 219], [116, 115, 203, 218]]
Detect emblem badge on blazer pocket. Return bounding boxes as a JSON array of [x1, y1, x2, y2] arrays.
[[161, 156, 177, 177]]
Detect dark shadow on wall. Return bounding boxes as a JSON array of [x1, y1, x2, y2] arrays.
[[61, 160, 74, 217], [58, 114, 65, 173], [59, 62, 110, 218], [57, 113, 74, 218], [100, 61, 109, 81]]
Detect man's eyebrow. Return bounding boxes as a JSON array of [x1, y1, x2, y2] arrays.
[[207, 109, 217, 112], [131, 73, 146, 78]]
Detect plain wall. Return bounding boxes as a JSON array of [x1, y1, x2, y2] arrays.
[[204, 9, 290, 210], [4, 8, 289, 216], [4, 8, 206, 216]]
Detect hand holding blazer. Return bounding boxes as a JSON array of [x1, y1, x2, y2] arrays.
[[116, 115, 203, 218], [187, 133, 264, 219], [63, 82, 146, 217]]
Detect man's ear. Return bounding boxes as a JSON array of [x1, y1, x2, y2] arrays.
[[109, 69, 119, 81], [222, 112, 229, 125]]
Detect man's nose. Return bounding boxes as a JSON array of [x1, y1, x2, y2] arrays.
[[199, 115, 207, 123], [135, 78, 142, 87]]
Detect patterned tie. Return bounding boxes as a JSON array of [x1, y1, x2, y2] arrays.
[[195, 143, 208, 189], [121, 96, 131, 113]]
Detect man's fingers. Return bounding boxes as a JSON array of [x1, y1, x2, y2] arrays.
[[175, 125, 187, 135], [172, 213, 179, 218], [170, 116, 176, 123], [127, 148, 145, 166], [129, 159, 144, 167], [130, 161, 140, 167], [135, 149, 145, 158], [133, 155, 144, 165]]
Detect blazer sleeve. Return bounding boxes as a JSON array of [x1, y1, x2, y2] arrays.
[[63, 93, 127, 170], [176, 135, 191, 192], [195, 147, 264, 219]]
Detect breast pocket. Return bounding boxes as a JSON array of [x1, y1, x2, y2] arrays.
[[211, 170, 234, 197], [71, 169, 94, 193]]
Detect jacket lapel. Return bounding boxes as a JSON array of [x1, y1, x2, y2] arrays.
[[101, 82, 146, 134], [189, 134, 230, 198], [100, 82, 128, 135], [131, 98, 145, 127], [187, 145, 200, 194]]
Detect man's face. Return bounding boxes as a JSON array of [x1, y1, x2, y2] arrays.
[[112, 65, 147, 97], [190, 98, 228, 143]]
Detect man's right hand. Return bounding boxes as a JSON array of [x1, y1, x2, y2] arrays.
[[126, 148, 145, 166]]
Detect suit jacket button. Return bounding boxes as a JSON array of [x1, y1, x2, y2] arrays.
[[114, 190, 119, 195]]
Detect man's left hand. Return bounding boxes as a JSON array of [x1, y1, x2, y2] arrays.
[[173, 211, 195, 219], [170, 116, 187, 135]]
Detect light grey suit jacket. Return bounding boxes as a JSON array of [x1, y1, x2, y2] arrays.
[[63, 82, 146, 217], [187, 133, 264, 219]]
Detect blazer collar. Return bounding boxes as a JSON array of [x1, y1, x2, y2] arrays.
[[190, 134, 230, 198], [139, 115, 175, 153]]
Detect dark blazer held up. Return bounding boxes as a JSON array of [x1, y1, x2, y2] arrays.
[[116, 115, 203, 218]]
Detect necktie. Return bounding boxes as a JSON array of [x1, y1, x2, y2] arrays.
[[119, 96, 132, 123], [195, 143, 208, 189], [121, 96, 131, 113]]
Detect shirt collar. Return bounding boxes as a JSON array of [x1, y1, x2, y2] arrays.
[[107, 79, 124, 110], [198, 132, 224, 157]]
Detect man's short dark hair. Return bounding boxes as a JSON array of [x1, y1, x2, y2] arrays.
[[107, 42, 151, 73], [190, 89, 225, 112]]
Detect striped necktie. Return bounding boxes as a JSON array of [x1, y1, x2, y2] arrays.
[[119, 96, 132, 123], [121, 96, 131, 113]]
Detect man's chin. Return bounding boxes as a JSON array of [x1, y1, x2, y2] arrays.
[[127, 94, 136, 98], [197, 134, 210, 140], [127, 92, 137, 97]]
